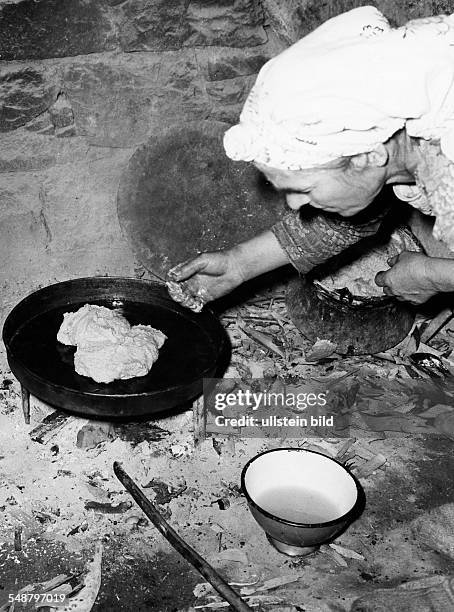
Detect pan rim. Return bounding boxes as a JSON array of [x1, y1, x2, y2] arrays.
[[3, 276, 228, 400]]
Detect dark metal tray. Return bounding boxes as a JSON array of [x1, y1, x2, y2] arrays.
[[2, 277, 229, 419]]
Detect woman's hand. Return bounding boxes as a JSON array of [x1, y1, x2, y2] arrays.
[[167, 250, 245, 306], [375, 251, 439, 304], [166, 231, 290, 310]]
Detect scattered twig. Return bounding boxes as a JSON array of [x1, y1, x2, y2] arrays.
[[420, 308, 454, 344], [239, 324, 284, 358]]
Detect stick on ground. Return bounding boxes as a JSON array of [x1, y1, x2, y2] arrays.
[[113, 462, 253, 612]]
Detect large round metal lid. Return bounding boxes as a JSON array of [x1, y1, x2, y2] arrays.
[[117, 120, 286, 278]]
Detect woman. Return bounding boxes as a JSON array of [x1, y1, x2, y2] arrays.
[[167, 11, 454, 610], [167, 6, 454, 310]]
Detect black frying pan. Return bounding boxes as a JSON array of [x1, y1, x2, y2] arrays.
[[2, 277, 229, 419]]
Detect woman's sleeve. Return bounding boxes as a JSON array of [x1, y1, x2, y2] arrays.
[[271, 208, 388, 273]]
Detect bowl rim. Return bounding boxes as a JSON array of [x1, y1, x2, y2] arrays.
[[241, 447, 362, 529]]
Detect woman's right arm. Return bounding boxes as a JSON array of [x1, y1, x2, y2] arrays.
[[167, 229, 290, 302], [168, 205, 389, 308]]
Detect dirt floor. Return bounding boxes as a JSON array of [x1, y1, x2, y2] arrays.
[[1, 287, 454, 612]]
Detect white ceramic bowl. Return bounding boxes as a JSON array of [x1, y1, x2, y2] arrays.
[[241, 448, 362, 556]]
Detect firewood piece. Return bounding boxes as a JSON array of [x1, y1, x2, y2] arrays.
[[84, 501, 131, 514], [114, 462, 253, 612], [29, 411, 70, 444], [420, 308, 454, 344]]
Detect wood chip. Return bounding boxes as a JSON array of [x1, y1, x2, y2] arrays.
[[29, 411, 70, 444], [241, 575, 300, 596], [418, 404, 453, 419], [336, 439, 357, 459], [306, 339, 338, 362], [84, 501, 131, 514], [320, 546, 348, 567], [355, 454, 387, 478], [214, 548, 248, 564], [193, 602, 230, 609], [248, 361, 265, 378], [329, 543, 365, 561], [240, 324, 284, 358], [420, 308, 454, 343]]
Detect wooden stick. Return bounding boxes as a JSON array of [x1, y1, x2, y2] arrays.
[[113, 462, 253, 612], [420, 308, 454, 344]]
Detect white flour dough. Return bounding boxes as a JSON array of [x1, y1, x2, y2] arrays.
[[57, 305, 166, 383], [57, 304, 131, 348]]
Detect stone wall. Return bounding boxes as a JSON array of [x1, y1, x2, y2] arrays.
[[0, 0, 453, 352], [265, 0, 454, 44], [0, 0, 280, 341]]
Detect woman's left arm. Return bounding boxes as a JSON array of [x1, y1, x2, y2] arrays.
[[375, 251, 454, 304]]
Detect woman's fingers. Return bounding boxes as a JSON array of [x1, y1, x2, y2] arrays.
[[387, 254, 399, 267], [375, 253, 400, 288], [374, 270, 386, 287], [167, 255, 209, 281]]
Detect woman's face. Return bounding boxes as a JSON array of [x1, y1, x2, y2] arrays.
[[255, 159, 387, 217]]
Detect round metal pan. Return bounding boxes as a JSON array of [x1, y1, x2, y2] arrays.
[[2, 277, 230, 419]]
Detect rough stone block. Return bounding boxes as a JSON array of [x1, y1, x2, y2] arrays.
[[55, 125, 77, 138], [262, 0, 307, 45], [154, 52, 208, 120], [63, 53, 207, 146], [206, 74, 255, 106], [209, 105, 242, 124], [262, 0, 450, 45], [0, 69, 58, 132], [0, 0, 117, 60], [0, 129, 123, 172], [186, 0, 267, 47], [118, 0, 189, 52], [203, 48, 270, 81], [24, 112, 55, 136], [63, 57, 157, 146], [48, 93, 75, 130], [119, 0, 267, 51]]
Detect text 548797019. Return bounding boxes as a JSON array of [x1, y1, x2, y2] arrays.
[[8, 593, 66, 604]]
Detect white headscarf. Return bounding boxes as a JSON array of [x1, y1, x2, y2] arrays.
[[223, 7, 454, 170]]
